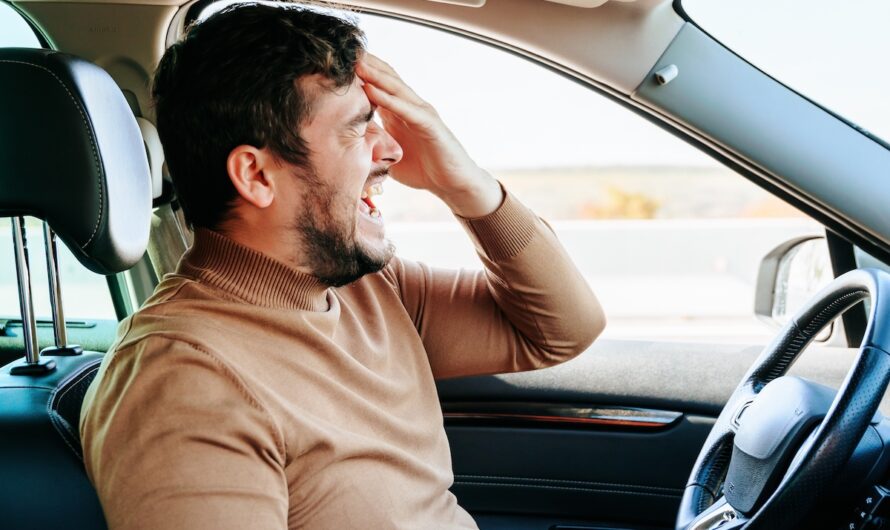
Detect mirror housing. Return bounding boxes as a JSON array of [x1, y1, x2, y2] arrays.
[[754, 235, 833, 330]]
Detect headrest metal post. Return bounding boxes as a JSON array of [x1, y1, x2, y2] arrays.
[[9, 218, 56, 375], [40, 222, 82, 357], [11, 217, 38, 363], [44, 223, 67, 347]]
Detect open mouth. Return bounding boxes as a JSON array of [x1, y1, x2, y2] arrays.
[[357, 182, 384, 223]]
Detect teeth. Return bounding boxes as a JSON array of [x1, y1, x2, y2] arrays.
[[363, 183, 383, 198]]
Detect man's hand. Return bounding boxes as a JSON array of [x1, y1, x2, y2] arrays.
[[356, 53, 503, 218]]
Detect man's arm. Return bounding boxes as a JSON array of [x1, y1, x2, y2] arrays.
[[387, 185, 606, 379], [359, 54, 605, 378], [80, 337, 288, 529]]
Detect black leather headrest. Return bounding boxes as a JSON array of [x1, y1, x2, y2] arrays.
[[0, 48, 151, 275]]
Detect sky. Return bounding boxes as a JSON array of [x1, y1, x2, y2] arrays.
[[355, 0, 890, 169], [2, 0, 888, 170], [351, 10, 719, 169]]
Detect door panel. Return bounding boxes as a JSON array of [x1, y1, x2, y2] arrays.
[[440, 338, 868, 529], [448, 417, 711, 527]]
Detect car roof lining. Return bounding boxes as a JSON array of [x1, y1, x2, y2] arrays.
[[14, 0, 680, 95]]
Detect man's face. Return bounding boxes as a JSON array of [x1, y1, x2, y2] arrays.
[[286, 74, 403, 287]]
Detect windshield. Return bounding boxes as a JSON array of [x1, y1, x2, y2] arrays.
[[682, 0, 890, 147]]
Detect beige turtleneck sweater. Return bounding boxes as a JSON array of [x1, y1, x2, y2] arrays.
[[79, 189, 604, 529]]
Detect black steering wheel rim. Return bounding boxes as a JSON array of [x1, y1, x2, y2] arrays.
[[676, 268, 890, 530]]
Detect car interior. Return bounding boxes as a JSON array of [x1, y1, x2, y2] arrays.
[[2, 0, 890, 529]]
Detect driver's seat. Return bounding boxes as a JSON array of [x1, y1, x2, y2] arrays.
[[0, 48, 152, 529]]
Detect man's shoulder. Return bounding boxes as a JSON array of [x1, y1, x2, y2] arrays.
[[85, 314, 251, 430], [88, 271, 271, 391], [79, 316, 280, 459], [108, 275, 230, 357], [127, 271, 251, 325], [140, 272, 240, 309]]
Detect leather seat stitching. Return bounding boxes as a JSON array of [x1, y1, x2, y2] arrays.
[[453, 474, 681, 493], [46, 359, 103, 459], [46, 403, 82, 459], [0, 59, 104, 248], [52, 358, 103, 409], [452, 481, 681, 498]]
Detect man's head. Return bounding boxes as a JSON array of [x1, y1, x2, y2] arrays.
[[153, 3, 402, 286]]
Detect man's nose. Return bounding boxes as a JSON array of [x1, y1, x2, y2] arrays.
[[373, 127, 403, 166]]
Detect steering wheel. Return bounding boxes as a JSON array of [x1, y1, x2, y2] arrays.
[[676, 268, 890, 530]]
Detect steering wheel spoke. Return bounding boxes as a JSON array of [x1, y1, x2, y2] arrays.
[[684, 496, 747, 530], [676, 269, 890, 530]]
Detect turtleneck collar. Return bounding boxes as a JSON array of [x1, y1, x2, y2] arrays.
[[176, 228, 330, 312]]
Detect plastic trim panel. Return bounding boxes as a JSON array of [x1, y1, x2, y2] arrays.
[[633, 24, 890, 251]]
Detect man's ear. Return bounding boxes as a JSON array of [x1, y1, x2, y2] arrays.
[[226, 145, 275, 208]]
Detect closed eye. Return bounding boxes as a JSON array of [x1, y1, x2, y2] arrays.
[[345, 105, 378, 132]]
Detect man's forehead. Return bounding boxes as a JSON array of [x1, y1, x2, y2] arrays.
[[301, 75, 368, 123]]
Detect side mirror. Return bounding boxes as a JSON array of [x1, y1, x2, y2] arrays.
[[754, 235, 834, 333]]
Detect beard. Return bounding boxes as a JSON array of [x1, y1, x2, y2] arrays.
[[293, 167, 395, 287]]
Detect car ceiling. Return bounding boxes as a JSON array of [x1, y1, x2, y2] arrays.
[[11, 0, 679, 119]]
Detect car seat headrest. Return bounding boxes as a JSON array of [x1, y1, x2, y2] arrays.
[[0, 48, 152, 275]]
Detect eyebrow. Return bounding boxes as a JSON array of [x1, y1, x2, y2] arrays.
[[345, 104, 377, 129]]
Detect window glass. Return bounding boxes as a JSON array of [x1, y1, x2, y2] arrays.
[[682, 0, 890, 147], [0, 220, 117, 320], [355, 13, 822, 345], [197, 5, 825, 345], [0, 2, 40, 48], [0, 6, 117, 321]]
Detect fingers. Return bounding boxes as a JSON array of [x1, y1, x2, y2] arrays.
[[361, 52, 392, 73], [356, 54, 425, 106], [362, 82, 428, 129], [357, 53, 440, 134], [377, 107, 404, 127]]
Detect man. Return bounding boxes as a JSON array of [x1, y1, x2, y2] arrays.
[[80, 3, 605, 529]]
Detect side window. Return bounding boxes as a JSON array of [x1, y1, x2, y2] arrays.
[[0, 3, 117, 321], [0, 3, 39, 47], [355, 14, 822, 345]]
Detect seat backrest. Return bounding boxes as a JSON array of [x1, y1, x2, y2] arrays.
[[0, 48, 152, 529], [0, 354, 107, 529]]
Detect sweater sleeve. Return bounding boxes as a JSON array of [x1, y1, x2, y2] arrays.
[[389, 184, 606, 379], [79, 337, 288, 530]]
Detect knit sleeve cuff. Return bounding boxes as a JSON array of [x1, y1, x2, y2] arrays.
[[455, 182, 538, 261]]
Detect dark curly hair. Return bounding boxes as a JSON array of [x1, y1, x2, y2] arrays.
[[152, 3, 365, 230]]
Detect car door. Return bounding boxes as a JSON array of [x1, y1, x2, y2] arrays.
[[321, 8, 879, 530]]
